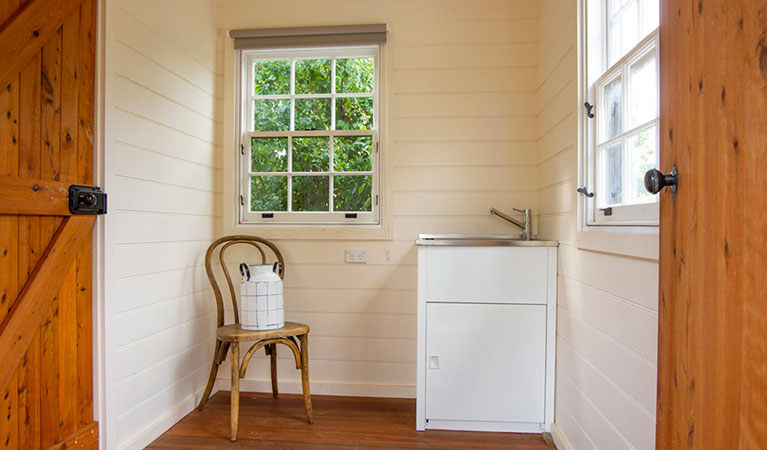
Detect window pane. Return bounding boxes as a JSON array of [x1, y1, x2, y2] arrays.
[[292, 176, 329, 211], [336, 97, 373, 130], [254, 99, 290, 131], [336, 58, 374, 93], [254, 60, 290, 95], [609, 1, 638, 65], [295, 59, 331, 94], [251, 137, 287, 172], [600, 143, 623, 206], [602, 76, 623, 141], [641, 0, 660, 35], [334, 136, 372, 172], [293, 137, 329, 172], [295, 98, 330, 130], [629, 50, 657, 128], [334, 175, 372, 212], [629, 127, 657, 204], [251, 176, 287, 211]]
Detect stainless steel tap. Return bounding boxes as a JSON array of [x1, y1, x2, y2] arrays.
[[489, 207, 532, 240]]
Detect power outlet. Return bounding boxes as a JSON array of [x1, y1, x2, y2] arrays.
[[345, 249, 368, 263]]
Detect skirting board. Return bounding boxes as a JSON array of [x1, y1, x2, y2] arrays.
[[214, 378, 416, 398], [551, 423, 575, 450], [118, 387, 210, 450]]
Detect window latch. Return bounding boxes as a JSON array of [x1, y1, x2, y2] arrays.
[[240, 143, 244, 155], [584, 102, 595, 119], [600, 207, 613, 216], [576, 186, 594, 198], [240, 194, 244, 206]]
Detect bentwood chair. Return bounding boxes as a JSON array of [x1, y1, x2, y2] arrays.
[[197, 235, 312, 441]]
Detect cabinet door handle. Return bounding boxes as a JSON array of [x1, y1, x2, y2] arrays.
[[429, 354, 440, 369]]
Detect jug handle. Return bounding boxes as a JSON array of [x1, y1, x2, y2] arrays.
[[239, 263, 251, 281], [272, 261, 284, 276]]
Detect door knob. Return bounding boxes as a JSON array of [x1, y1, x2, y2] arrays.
[[644, 166, 678, 194]]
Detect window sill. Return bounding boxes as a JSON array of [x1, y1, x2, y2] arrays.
[[227, 222, 388, 241], [576, 227, 658, 261]]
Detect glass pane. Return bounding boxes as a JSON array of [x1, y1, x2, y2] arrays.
[[336, 97, 374, 130], [629, 50, 657, 128], [334, 176, 372, 212], [602, 76, 623, 141], [295, 98, 330, 130], [250, 176, 287, 211], [254, 99, 290, 131], [629, 127, 658, 204], [641, 0, 660, 35], [336, 57, 375, 93], [292, 176, 329, 211], [333, 136, 372, 172], [254, 60, 290, 95], [609, 1, 638, 65], [293, 137, 329, 172], [250, 137, 287, 172], [600, 143, 623, 206], [295, 59, 331, 94]]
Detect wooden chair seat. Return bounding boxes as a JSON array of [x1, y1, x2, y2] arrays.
[[197, 236, 313, 442], [216, 322, 309, 342]]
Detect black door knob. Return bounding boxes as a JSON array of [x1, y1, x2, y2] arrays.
[[80, 192, 98, 207], [644, 166, 678, 194]]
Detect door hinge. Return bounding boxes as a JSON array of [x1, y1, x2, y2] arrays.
[[375, 141, 379, 153], [69, 184, 107, 215], [375, 194, 379, 205], [240, 194, 244, 206]]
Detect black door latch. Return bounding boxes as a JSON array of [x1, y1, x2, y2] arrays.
[[69, 184, 108, 215]]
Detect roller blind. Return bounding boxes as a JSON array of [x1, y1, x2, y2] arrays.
[[229, 24, 388, 50]]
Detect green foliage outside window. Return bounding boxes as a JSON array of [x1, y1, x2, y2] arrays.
[[249, 56, 375, 213]]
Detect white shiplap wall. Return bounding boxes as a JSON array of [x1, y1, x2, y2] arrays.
[[102, 0, 222, 448], [536, 1, 659, 450], [213, 0, 541, 397]]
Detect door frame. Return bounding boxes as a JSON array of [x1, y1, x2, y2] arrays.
[[93, 0, 108, 447]]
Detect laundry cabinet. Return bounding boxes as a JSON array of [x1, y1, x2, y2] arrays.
[[415, 235, 558, 433]]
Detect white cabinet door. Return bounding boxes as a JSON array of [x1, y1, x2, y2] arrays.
[[426, 247, 549, 304], [425, 302, 547, 424]]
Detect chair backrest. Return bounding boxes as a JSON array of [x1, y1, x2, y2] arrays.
[[204, 235, 285, 328]]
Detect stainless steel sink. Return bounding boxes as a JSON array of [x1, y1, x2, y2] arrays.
[[415, 234, 559, 247]]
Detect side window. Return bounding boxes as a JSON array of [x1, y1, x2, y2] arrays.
[[582, 0, 660, 226]]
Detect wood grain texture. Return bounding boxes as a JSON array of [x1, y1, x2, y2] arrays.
[[44, 422, 98, 450], [0, 215, 95, 394], [0, 1, 98, 448], [657, 0, 767, 448], [0, 0, 83, 88], [0, 175, 70, 215], [149, 393, 557, 449]]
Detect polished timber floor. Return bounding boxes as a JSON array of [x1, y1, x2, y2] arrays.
[[148, 392, 557, 449]]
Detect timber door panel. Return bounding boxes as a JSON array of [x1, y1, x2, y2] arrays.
[[0, 0, 98, 449], [658, 0, 767, 449]]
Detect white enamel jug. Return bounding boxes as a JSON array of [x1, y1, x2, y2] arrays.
[[238, 262, 284, 330]]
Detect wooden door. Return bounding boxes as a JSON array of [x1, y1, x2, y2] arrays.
[[0, 0, 99, 448], [657, 0, 767, 448]]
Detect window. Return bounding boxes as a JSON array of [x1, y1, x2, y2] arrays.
[[238, 46, 380, 225], [581, 0, 659, 226]]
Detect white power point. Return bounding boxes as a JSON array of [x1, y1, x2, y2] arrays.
[[345, 249, 368, 263]]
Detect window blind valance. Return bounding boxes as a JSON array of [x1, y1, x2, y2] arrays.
[[229, 24, 388, 50]]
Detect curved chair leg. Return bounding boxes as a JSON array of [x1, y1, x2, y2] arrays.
[[198, 340, 222, 411], [230, 343, 240, 441], [298, 334, 313, 423], [269, 343, 278, 398]]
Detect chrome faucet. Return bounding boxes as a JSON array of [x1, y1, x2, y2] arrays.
[[489, 207, 532, 240]]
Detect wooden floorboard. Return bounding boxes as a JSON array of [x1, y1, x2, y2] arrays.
[[148, 392, 557, 449]]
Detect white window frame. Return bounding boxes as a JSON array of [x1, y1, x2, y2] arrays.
[[236, 46, 381, 226], [580, 0, 660, 228]]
